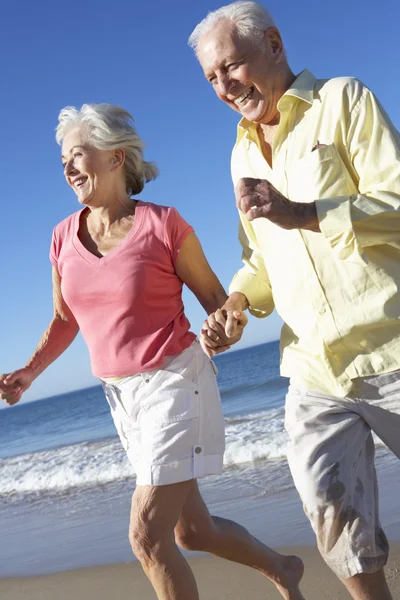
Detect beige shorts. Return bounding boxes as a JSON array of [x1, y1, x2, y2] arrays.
[[102, 341, 225, 486], [285, 370, 400, 579]]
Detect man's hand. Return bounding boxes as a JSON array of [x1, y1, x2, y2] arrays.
[[235, 177, 320, 231], [0, 367, 35, 406], [200, 308, 248, 358]]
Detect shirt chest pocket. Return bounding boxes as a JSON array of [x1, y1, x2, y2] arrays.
[[286, 143, 351, 203]]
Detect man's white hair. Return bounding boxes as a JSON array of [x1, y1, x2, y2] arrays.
[[188, 1, 276, 56], [56, 104, 158, 196]]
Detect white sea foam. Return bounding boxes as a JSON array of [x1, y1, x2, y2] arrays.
[[0, 408, 385, 499]]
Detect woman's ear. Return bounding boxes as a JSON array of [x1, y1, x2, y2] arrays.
[[111, 148, 125, 170]]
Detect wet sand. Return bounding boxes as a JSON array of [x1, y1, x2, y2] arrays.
[[1, 544, 400, 599]]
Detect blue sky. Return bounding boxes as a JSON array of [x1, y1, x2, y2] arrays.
[[1, 0, 399, 403]]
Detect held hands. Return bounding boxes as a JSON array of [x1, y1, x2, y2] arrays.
[[0, 367, 34, 406], [235, 177, 319, 231], [200, 308, 248, 358]]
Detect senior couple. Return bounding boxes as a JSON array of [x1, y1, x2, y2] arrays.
[[1, 2, 400, 599]]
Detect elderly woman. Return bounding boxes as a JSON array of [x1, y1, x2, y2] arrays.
[[0, 104, 304, 600]]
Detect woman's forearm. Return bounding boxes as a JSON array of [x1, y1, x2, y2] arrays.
[[198, 281, 229, 316], [25, 316, 79, 379]]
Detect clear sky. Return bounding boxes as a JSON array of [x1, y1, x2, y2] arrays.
[[1, 0, 399, 403]]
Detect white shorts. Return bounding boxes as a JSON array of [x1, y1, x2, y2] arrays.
[[285, 370, 400, 579], [102, 340, 225, 486]]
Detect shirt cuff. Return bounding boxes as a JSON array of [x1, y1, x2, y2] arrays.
[[229, 270, 274, 318], [316, 196, 365, 263]]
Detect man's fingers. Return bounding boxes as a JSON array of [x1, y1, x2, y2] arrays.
[[225, 311, 240, 338], [213, 308, 227, 328]]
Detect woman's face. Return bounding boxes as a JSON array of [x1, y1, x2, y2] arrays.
[[61, 127, 115, 206]]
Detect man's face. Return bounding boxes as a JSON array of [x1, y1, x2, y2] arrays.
[[198, 21, 284, 126]]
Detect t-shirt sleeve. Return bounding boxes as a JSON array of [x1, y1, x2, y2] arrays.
[[164, 207, 194, 264], [49, 227, 60, 270]]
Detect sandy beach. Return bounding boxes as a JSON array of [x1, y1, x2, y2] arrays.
[[1, 349, 399, 599], [1, 544, 400, 600]]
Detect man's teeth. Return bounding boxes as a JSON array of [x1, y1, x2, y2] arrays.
[[75, 178, 86, 187], [235, 87, 254, 105]]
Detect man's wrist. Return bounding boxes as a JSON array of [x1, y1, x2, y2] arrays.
[[293, 201, 320, 232], [222, 292, 249, 312]]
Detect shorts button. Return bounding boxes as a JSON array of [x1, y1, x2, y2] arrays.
[[145, 379, 150, 383], [195, 447, 202, 454], [194, 390, 199, 395]]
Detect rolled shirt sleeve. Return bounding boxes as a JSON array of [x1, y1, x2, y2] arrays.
[[229, 212, 275, 318], [316, 85, 400, 260]]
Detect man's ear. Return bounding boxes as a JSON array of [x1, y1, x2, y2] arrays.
[[265, 27, 285, 63]]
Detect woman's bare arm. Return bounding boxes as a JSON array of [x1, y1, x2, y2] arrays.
[[0, 267, 79, 405]]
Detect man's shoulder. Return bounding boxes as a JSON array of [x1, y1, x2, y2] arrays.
[[316, 75, 369, 108]]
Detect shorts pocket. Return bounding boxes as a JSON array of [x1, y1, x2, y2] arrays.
[[140, 370, 200, 425]]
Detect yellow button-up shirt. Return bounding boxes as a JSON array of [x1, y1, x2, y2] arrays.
[[229, 69, 400, 396]]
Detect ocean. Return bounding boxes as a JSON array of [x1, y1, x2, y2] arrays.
[[1, 341, 398, 577]]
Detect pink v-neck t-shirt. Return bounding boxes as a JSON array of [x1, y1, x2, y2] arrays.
[[50, 201, 196, 379]]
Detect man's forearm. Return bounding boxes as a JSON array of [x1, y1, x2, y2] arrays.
[[294, 201, 320, 232], [26, 316, 79, 379]]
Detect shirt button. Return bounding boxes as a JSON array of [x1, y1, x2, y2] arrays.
[[318, 307, 326, 315], [195, 447, 202, 454], [194, 390, 199, 395]]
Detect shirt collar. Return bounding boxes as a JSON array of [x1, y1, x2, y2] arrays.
[[237, 69, 316, 141], [279, 68, 316, 107]]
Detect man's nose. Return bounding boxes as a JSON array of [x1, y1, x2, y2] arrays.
[[217, 73, 233, 97]]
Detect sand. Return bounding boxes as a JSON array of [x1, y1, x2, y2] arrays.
[[1, 544, 400, 600]]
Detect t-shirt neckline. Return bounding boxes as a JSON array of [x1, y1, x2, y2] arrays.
[[72, 200, 146, 268]]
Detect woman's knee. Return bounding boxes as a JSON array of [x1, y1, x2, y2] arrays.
[[175, 517, 218, 552], [129, 505, 169, 563]]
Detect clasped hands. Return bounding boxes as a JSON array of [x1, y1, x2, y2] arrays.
[[200, 308, 248, 358]]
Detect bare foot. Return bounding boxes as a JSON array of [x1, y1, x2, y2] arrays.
[[273, 555, 305, 600]]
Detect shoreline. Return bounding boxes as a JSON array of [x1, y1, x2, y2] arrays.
[[1, 448, 399, 579], [1, 545, 400, 600]]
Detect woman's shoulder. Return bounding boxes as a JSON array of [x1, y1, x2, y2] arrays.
[[139, 200, 174, 219], [138, 201, 184, 229], [52, 209, 82, 239]]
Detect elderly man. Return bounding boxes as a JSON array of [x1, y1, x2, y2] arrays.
[[189, 2, 400, 599]]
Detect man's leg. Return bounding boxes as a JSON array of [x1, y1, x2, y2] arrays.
[[175, 480, 305, 600], [341, 570, 393, 600], [285, 386, 392, 600], [340, 369, 400, 600], [129, 480, 199, 600]]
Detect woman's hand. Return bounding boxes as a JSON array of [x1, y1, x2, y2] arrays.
[[0, 367, 35, 406], [200, 308, 248, 358]]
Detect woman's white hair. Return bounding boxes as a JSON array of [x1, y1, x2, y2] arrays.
[[188, 1, 276, 56], [56, 104, 158, 196]]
